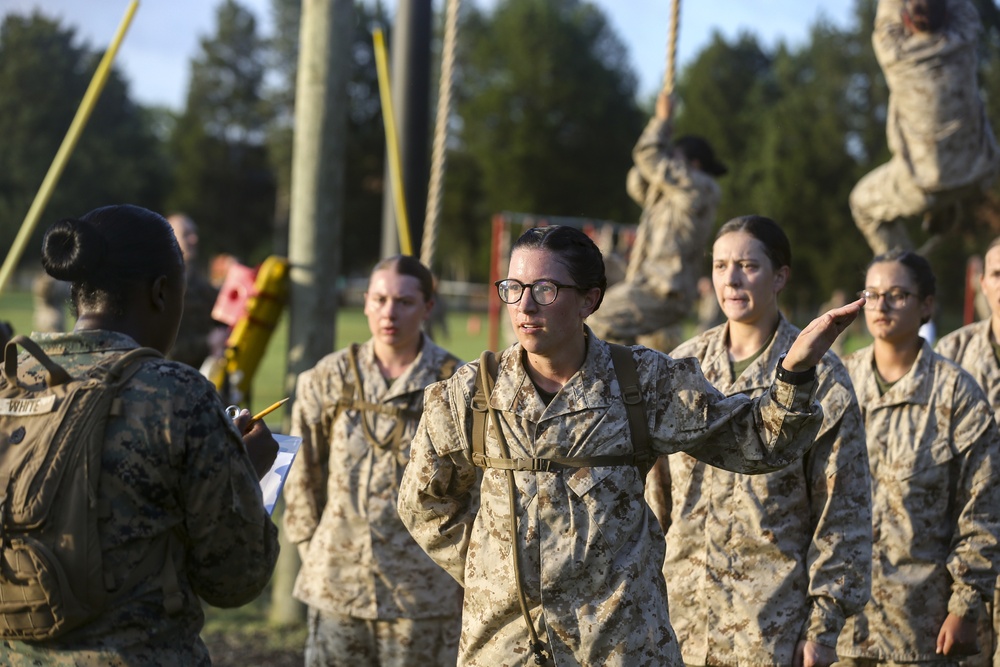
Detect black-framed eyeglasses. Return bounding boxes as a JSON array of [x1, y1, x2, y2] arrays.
[[495, 279, 580, 305], [857, 288, 916, 310]]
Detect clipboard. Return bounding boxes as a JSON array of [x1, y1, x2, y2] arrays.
[[259, 433, 302, 515]]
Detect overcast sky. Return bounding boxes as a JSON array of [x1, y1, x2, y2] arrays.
[[0, 0, 858, 110]]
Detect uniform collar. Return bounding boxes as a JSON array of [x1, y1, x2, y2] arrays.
[[489, 326, 614, 423], [854, 339, 935, 408]]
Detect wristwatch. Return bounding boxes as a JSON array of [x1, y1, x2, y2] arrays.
[[776, 353, 816, 385]]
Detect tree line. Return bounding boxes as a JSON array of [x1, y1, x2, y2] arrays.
[[2, 0, 1000, 326]]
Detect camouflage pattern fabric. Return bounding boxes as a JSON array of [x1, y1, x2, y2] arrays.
[[397, 329, 824, 666], [838, 342, 1000, 662], [588, 116, 720, 344], [282, 336, 464, 652], [303, 608, 460, 667], [166, 269, 219, 369], [937, 320, 1000, 423], [646, 317, 872, 665], [936, 320, 1000, 667], [1, 330, 278, 667], [852, 0, 999, 254]]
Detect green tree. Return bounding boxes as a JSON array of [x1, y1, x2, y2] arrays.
[[449, 0, 643, 281], [167, 0, 275, 265], [669, 0, 895, 319], [0, 12, 167, 264]]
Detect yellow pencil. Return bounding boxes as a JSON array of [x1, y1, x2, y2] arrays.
[[251, 397, 290, 423]]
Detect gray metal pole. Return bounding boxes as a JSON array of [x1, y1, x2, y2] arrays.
[[379, 0, 432, 259], [273, 0, 353, 626]]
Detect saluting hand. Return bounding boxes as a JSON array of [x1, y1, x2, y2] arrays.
[[783, 297, 866, 372]]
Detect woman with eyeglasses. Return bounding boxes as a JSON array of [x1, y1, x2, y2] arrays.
[[397, 225, 863, 666], [645, 215, 872, 667], [836, 249, 1000, 666]]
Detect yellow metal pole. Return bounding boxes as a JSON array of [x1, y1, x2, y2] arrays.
[[0, 0, 140, 297], [372, 26, 413, 256]]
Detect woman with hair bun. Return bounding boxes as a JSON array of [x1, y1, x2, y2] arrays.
[[2, 204, 279, 666]]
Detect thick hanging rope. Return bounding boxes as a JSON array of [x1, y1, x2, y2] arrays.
[[663, 0, 681, 94], [421, 0, 461, 270]]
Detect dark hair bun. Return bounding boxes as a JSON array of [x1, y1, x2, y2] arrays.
[[41, 218, 108, 282]]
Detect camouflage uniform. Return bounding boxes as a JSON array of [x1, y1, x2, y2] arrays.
[[2, 330, 279, 667], [587, 116, 720, 347], [166, 269, 219, 369], [852, 0, 999, 255], [282, 336, 464, 665], [397, 329, 824, 666], [838, 342, 1000, 662], [646, 317, 871, 666], [936, 320, 1000, 667]]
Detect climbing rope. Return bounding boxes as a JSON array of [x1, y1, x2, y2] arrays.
[[421, 0, 461, 270], [663, 0, 681, 94]]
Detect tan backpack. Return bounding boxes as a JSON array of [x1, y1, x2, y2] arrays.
[[0, 335, 179, 640]]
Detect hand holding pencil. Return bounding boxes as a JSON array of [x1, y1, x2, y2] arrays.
[[229, 398, 288, 480]]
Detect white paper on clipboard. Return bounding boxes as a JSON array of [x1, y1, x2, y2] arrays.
[[259, 433, 302, 516]]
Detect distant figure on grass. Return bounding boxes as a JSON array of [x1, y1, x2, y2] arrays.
[[838, 250, 1000, 666], [2, 204, 279, 666], [31, 272, 70, 333], [165, 213, 226, 369], [936, 235, 1000, 666], [282, 255, 463, 666], [852, 0, 999, 255], [588, 90, 728, 353], [646, 215, 872, 667]]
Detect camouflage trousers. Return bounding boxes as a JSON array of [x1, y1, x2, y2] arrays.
[[586, 281, 690, 351], [850, 157, 992, 256], [304, 607, 461, 667]]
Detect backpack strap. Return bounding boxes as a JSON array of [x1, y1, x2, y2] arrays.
[[470, 345, 655, 475], [608, 343, 655, 477], [470, 350, 497, 468], [344, 343, 420, 454], [4, 335, 71, 387]]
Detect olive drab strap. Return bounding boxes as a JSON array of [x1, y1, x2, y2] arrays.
[[470, 344, 653, 475], [474, 349, 551, 665], [344, 344, 410, 453], [468, 344, 653, 667], [339, 343, 458, 454], [608, 343, 655, 477]]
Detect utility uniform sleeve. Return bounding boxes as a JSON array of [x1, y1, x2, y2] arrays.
[[654, 354, 824, 474], [282, 367, 330, 549], [179, 381, 279, 608], [945, 377, 1000, 618], [631, 117, 698, 195], [397, 370, 481, 586], [801, 370, 873, 647]]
